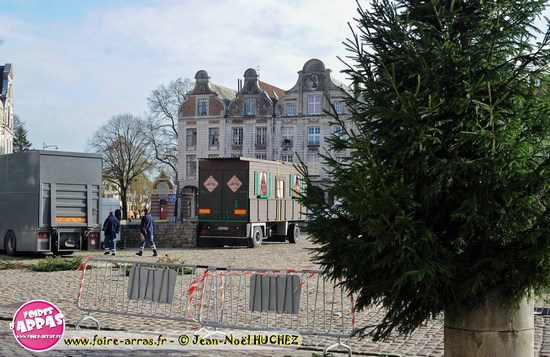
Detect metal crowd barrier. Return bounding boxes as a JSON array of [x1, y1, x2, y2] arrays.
[[75, 257, 357, 356], [75, 257, 208, 329]]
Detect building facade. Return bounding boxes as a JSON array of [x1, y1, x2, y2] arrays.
[[0, 63, 14, 155], [272, 58, 353, 185], [178, 59, 354, 218]]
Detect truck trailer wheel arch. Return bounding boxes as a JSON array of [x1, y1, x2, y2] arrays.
[[287, 224, 300, 244], [250, 227, 263, 248], [4, 231, 16, 256]]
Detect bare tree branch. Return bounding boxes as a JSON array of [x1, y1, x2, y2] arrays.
[[88, 113, 154, 219]]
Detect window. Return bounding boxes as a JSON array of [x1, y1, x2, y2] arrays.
[[334, 101, 344, 114], [307, 153, 320, 175], [256, 127, 267, 146], [334, 125, 347, 139], [198, 99, 208, 116], [287, 103, 295, 116], [307, 95, 321, 115], [281, 154, 293, 163], [232, 127, 243, 146], [281, 127, 294, 146], [208, 128, 219, 147], [336, 155, 347, 163], [186, 155, 197, 179], [245, 98, 256, 116], [186, 128, 197, 147], [308, 127, 321, 146], [255, 154, 267, 160]]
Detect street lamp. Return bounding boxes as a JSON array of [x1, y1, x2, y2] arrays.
[[42, 143, 58, 150]]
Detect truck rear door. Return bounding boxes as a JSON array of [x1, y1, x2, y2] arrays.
[[199, 169, 248, 221]]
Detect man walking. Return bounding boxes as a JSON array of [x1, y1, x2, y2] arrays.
[[102, 211, 120, 256], [136, 208, 157, 257]]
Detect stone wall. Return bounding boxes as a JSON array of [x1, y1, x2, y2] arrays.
[[119, 222, 197, 249]]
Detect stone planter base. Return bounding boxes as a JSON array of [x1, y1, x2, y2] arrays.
[[444, 293, 534, 357]]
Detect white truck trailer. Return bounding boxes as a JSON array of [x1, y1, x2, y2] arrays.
[[197, 157, 306, 247], [0, 150, 103, 256]]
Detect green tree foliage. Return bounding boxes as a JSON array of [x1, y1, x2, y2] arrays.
[[88, 114, 154, 220], [299, 0, 550, 341], [12, 115, 32, 152]]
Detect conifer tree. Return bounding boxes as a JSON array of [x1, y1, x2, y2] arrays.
[[300, 0, 550, 341], [12, 115, 32, 152]]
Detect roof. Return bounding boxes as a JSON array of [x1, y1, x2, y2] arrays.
[[210, 83, 237, 101], [259, 80, 285, 100], [330, 76, 353, 95]]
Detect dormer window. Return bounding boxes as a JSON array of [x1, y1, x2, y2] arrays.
[[245, 98, 256, 116], [334, 101, 344, 114], [198, 99, 208, 116], [287, 103, 295, 116], [307, 95, 321, 115]]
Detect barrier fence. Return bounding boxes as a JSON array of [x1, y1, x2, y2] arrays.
[[75, 257, 358, 355]]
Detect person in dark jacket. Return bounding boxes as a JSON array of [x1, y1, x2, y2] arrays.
[[102, 211, 120, 256], [136, 208, 157, 257]]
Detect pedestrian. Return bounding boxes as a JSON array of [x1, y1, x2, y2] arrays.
[[102, 211, 120, 256], [136, 207, 157, 257]]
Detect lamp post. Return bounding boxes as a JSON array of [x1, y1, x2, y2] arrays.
[[42, 143, 58, 150]]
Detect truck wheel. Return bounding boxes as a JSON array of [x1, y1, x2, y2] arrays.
[[250, 227, 263, 248], [4, 231, 16, 256], [287, 224, 300, 244]]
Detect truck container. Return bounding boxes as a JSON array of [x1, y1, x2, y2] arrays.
[[0, 150, 103, 256], [197, 157, 306, 247]]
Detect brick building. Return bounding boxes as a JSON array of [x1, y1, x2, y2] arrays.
[[178, 59, 354, 218]]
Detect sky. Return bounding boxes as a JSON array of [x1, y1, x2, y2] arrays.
[[1, 1, 548, 153], [0, 0, 361, 152]]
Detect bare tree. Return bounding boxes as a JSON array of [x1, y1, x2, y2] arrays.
[[127, 172, 153, 218], [88, 113, 154, 219], [146, 77, 194, 219]]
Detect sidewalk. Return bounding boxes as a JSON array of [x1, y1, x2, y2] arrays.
[[1, 245, 549, 356]]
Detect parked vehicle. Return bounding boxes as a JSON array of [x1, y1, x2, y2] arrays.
[[0, 150, 103, 256], [197, 157, 306, 247]]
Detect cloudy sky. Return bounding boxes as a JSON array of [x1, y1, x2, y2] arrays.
[[0, 0, 361, 152], [1, 1, 548, 153]]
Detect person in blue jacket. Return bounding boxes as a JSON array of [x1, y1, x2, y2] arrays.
[[136, 208, 157, 257], [102, 211, 120, 256]]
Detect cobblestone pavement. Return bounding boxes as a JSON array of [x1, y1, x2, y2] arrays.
[[1, 237, 549, 357]]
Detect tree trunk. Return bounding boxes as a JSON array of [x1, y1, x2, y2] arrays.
[[444, 292, 534, 357]]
